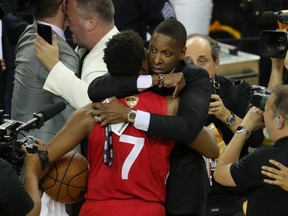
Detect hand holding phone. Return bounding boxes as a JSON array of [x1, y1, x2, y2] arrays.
[[37, 23, 52, 45]]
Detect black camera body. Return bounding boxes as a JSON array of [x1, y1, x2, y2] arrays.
[[0, 110, 37, 175], [249, 85, 271, 110], [259, 10, 288, 58]]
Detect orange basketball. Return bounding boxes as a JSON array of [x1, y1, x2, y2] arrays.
[[41, 151, 89, 204]]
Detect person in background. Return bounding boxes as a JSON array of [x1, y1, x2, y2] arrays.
[[214, 85, 288, 216], [239, 0, 288, 87], [0, 2, 27, 115], [11, 0, 79, 215], [186, 34, 264, 157], [34, 0, 119, 110], [185, 33, 264, 216], [112, 0, 176, 42], [0, 143, 47, 216], [260, 48, 288, 193], [12, 0, 78, 144]]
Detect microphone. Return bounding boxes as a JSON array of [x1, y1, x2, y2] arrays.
[[16, 101, 66, 132], [262, 11, 288, 28], [261, 11, 277, 25]]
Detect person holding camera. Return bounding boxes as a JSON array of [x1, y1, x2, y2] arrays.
[[0, 144, 47, 216], [11, 0, 80, 215], [186, 34, 264, 157], [185, 33, 265, 215], [258, 45, 288, 194], [214, 85, 288, 216]]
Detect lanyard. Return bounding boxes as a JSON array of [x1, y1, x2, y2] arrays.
[[103, 124, 113, 166]]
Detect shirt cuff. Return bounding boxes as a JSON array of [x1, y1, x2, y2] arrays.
[[134, 110, 150, 131], [137, 75, 152, 92]]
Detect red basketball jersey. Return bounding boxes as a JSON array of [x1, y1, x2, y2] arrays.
[[82, 91, 174, 216]]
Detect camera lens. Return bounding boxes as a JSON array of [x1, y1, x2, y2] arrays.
[[260, 30, 288, 58], [267, 33, 287, 53]]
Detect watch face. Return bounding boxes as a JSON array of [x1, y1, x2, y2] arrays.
[[236, 125, 243, 131], [129, 112, 136, 119], [227, 113, 235, 126]]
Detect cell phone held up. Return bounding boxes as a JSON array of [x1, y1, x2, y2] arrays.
[[37, 23, 52, 45]]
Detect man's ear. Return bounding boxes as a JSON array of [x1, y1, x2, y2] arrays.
[[140, 55, 149, 75], [180, 46, 187, 60], [61, 0, 67, 13], [87, 16, 98, 31], [214, 57, 220, 70]]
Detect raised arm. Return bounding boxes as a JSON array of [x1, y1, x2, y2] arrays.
[[268, 58, 285, 90], [92, 65, 211, 144], [34, 35, 106, 109], [45, 103, 95, 162], [88, 72, 185, 102], [88, 74, 139, 101]]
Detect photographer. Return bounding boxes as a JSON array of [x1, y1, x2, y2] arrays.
[[0, 143, 46, 216], [214, 85, 288, 216]]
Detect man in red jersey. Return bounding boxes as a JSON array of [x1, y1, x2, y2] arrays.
[[33, 30, 217, 216]]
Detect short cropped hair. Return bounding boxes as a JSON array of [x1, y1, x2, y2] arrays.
[[153, 18, 187, 49], [34, 0, 63, 19], [187, 34, 221, 62], [271, 85, 288, 119], [76, 0, 114, 24], [103, 30, 145, 76]]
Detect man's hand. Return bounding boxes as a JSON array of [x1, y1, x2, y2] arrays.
[[152, 72, 185, 98], [34, 34, 59, 71], [242, 106, 264, 131], [91, 97, 131, 126], [209, 94, 230, 122], [23, 139, 50, 181], [262, 159, 288, 192]]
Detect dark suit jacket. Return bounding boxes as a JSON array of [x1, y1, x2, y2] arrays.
[[88, 59, 212, 214], [0, 13, 27, 115]]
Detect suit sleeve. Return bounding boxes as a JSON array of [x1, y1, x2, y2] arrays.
[[88, 74, 139, 101], [147, 66, 212, 144]]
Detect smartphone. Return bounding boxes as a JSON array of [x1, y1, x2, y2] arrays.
[[37, 23, 52, 45]]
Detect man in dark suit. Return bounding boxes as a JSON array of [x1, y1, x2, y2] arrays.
[[88, 19, 212, 216], [0, 5, 27, 115]]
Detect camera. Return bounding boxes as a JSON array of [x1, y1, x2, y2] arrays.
[[260, 30, 288, 58], [0, 110, 38, 175], [0, 102, 66, 175], [259, 10, 288, 58], [249, 85, 271, 110]]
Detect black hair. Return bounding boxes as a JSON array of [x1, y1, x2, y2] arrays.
[[103, 30, 145, 76], [153, 18, 187, 49]]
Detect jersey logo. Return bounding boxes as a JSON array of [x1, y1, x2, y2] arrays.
[[125, 96, 139, 108]]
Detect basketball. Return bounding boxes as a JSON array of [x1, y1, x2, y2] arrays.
[[41, 151, 89, 204]]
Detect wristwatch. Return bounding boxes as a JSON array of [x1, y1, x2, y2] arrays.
[[235, 125, 251, 139], [127, 109, 137, 123], [226, 112, 235, 127]]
